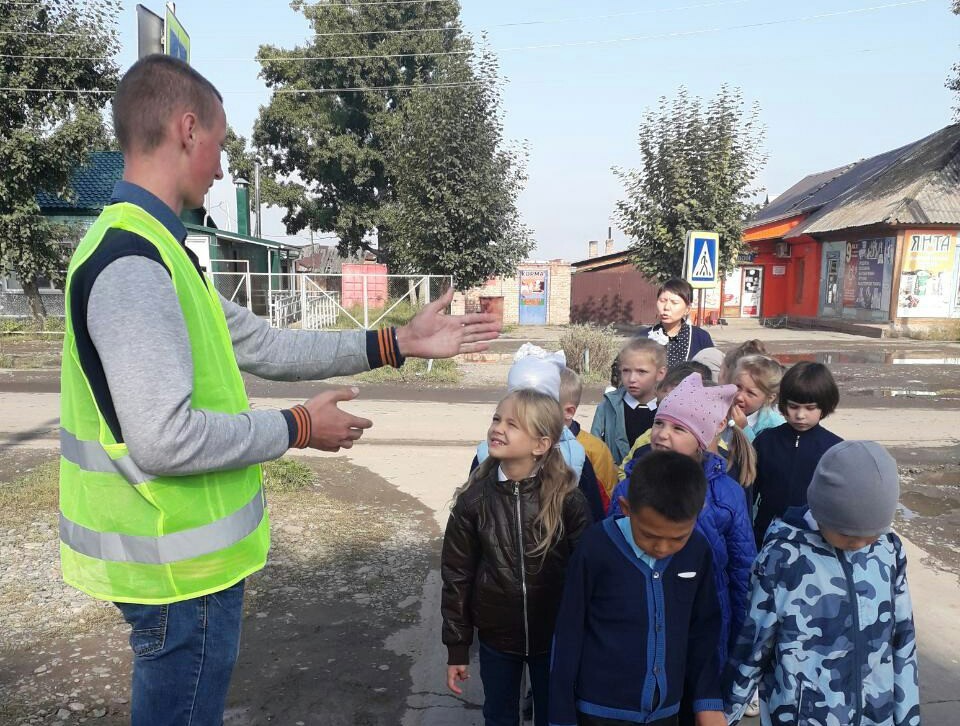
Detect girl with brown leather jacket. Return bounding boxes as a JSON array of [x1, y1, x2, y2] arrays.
[[441, 388, 593, 726]]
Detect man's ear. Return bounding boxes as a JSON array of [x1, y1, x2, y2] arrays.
[[177, 111, 200, 149]]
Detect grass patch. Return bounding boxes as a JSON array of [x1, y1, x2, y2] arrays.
[[0, 317, 65, 335], [263, 457, 315, 493], [0, 460, 59, 526], [355, 356, 461, 384]]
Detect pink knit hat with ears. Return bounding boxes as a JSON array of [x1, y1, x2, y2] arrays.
[[655, 373, 738, 450]]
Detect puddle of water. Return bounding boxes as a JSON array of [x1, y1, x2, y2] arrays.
[[900, 491, 960, 518], [775, 352, 960, 366]]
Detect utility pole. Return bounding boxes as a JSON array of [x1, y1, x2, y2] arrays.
[[254, 157, 262, 239]]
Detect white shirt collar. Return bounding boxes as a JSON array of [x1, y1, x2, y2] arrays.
[[497, 466, 508, 482], [623, 392, 658, 410], [746, 409, 760, 427]]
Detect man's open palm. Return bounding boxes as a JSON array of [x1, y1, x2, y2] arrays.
[[395, 287, 502, 359]]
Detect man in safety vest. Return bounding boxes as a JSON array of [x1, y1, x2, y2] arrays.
[[59, 54, 500, 725]]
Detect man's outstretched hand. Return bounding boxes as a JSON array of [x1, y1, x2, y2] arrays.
[[302, 387, 373, 452], [394, 287, 501, 360]]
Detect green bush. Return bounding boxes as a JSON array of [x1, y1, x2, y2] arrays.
[[559, 324, 619, 383]]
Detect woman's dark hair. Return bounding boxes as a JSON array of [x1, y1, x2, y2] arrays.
[[627, 450, 706, 523], [778, 361, 840, 417], [656, 278, 694, 307]]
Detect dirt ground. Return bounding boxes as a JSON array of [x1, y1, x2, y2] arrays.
[[0, 456, 438, 725], [1, 322, 958, 724]]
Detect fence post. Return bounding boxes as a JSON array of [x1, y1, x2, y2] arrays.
[[583, 348, 591, 374], [362, 275, 369, 329], [300, 274, 307, 329], [245, 272, 252, 311]]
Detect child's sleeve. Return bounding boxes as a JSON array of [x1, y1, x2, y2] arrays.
[[685, 547, 723, 713], [607, 478, 628, 517], [440, 497, 480, 666], [549, 536, 592, 726], [590, 401, 606, 440], [891, 536, 921, 726], [577, 457, 604, 522], [723, 547, 781, 723], [722, 484, 758, 654]]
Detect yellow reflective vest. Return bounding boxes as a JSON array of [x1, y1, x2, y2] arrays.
[[59, 202, 270, 604]]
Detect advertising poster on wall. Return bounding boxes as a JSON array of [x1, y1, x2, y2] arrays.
[[741, 267, 761, 317], [843, 238, 893, 311], [519, 268, 548, 324], [898, 233, 956, 317], [723, 268, 742, 309]]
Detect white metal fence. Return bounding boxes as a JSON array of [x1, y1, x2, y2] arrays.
[[209, 271, 452, 330]]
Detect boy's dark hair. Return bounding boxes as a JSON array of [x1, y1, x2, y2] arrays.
[[778, 361, 840, 417], [657, 278, 694, 307], [113, 54, 223, 154], [657, 362, 711, 394], [627, 450, 706, 522]]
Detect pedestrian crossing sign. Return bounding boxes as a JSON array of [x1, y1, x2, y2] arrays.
[[683, 231, 719, 289]]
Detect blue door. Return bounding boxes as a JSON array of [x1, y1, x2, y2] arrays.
[[518, 268, 549, 325]]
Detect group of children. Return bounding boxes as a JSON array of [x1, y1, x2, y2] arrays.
[[441, 317, 920, 726]]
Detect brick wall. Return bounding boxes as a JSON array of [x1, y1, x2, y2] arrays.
[[454, 260, 571, 325]]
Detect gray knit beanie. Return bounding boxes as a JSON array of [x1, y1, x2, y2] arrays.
[[807, 441, 899, 536]]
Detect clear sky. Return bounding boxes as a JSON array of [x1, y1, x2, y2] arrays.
[[115, 0, 959, 263]]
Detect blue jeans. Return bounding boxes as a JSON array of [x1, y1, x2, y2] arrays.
[[478, 641, 550, 726], [115, 580, 245, 726]]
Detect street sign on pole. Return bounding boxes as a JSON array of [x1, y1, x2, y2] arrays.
[[164, 3, 190, 63], [683, 230, 719, 289], [136, 4, 163, 58]]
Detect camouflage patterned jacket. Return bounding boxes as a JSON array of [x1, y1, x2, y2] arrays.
[[723, 507, 920, 726]]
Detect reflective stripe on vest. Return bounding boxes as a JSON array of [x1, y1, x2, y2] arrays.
[[59, 488, 265, 564], [60, 429, 154, 485]]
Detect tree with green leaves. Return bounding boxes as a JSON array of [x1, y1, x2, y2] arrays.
[[376, 49, 533, 289], [614, 86, 767, 283], [949, 0, 960, 120], [229, 0, 531, 288], [0, 0, 119, 324]]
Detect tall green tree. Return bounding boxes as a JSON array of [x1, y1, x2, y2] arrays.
[[377, 49, 533, 289], [0, 0, 119, 324], [231, 1, 531, 288], [949, 0, 960, 120], [614, 86, 766, 283]]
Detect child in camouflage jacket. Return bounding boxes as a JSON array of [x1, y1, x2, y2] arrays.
[[724, 441, 920, 726]]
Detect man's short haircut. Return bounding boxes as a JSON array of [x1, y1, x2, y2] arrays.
[[627, 450, 706, 523], [619, 337, 667, 369], [778, 361, 840, 417], [559, 367, 583, 409], [113, 54, 224, 154]]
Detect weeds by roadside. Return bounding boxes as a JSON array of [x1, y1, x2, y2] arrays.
[[559, 324, 619, 383], [354, 357, 461, 384]]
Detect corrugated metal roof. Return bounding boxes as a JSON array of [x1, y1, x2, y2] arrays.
[[36, 151, 123, 212], [750, 163, 857, 225], [786, 124, 960, 237]]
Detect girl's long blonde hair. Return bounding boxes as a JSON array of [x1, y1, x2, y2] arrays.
[[725, 415, 757, 487], [454, 389, 578, 560]]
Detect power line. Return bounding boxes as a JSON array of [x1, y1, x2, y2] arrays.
[[0, 0, 931, 85], [0, 79, 484, 94]]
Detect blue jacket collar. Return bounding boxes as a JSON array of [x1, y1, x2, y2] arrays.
[[110, 181, 187, 243]]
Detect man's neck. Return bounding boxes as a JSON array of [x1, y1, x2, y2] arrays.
[[122, 158, 183, 216]]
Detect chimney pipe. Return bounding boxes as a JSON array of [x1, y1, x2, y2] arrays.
[[235, 178, 251, 236], [588, 240, 598, 258], [605, 239, 614, 255]]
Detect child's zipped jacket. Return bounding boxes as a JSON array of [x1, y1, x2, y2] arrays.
[[724, 507, 920, 726]]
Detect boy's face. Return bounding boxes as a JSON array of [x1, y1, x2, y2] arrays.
[[620, 351, 666, 402], [619, 501, 697, 559], [783, 400, 823, 432], [821, 526, 881, 552]]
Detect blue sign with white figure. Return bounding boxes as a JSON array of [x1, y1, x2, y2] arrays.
[[684, 231, 719, 289]]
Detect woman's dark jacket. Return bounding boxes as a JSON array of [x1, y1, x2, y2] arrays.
[[441, 467, 593, 664]]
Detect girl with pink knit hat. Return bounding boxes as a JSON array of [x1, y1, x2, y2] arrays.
[[609, 373, 757, 723]]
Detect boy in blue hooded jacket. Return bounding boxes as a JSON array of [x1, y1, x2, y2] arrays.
[[724, 441, 920, 726]]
